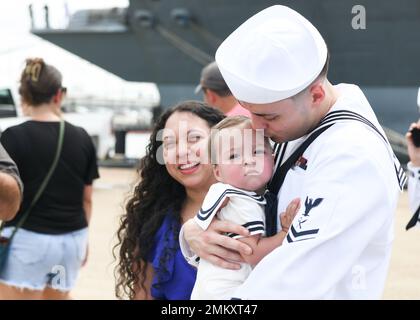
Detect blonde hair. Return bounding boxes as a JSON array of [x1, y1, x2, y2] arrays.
[[208, 115, 269, 164]]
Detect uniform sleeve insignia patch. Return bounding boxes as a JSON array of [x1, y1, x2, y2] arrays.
[[287, 196, 324, 243], [304, 196, 323, 217]]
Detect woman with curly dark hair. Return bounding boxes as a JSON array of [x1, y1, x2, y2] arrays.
[[115, 101, 225, 299]]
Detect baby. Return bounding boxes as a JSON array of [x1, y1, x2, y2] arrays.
[[191, 115, 298, 300]]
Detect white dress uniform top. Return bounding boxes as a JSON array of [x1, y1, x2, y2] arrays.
[[212, 5, 403, 299], [191, 182, 266, 300], [407, 163, 420, 228], [230, 83, 401, 299]]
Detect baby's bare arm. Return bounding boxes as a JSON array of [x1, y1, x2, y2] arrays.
[[238, 198, 300, 267]]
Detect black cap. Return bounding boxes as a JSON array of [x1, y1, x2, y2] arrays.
[[195, 61, 229, 94]]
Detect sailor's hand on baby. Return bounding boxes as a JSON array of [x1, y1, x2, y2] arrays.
[[184, 218, 251, 270], [280, 198, 300, 233]]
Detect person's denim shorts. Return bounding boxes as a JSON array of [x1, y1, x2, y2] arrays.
[[0, 227, 88, 292]]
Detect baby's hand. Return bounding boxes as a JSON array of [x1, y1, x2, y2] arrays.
[[279, 198, 300, 232]]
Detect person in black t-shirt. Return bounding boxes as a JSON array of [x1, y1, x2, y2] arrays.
[[0, 58, 99, 299]]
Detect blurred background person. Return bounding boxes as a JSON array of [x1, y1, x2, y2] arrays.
[[195, 61, 251, 117], [0, 58, 99, 299], [406, 119, 420, 230]]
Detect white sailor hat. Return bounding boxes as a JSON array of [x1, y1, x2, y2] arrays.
[[215, 5, 328, 104]]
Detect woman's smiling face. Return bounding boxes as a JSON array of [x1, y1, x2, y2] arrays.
[[162, 111, 216, 191]]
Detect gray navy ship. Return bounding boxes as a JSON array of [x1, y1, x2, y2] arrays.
[[32, 0, 420, 163]]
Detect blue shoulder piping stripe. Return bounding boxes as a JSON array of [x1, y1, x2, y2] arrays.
[[317, 110, 406, 190], [319, 110, 387, 142], [273, 142, 288, 171], [227, 220, 265, 238], [272, 142, 280, 162], [197, 189, 265, 221]]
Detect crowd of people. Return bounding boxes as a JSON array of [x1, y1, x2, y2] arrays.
[[0, 5, 419, 300]]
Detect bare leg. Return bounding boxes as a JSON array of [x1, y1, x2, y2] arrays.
[[0, 282, 43, 300], [42, 287, 71, 300]]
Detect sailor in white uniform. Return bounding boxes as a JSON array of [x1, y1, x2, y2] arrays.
[[406, 120, 420, 229], [180, 5, 405, 299]]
